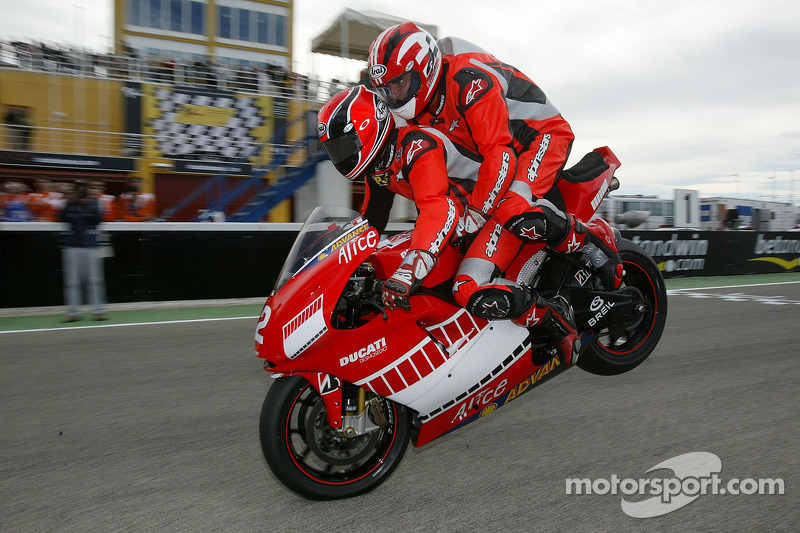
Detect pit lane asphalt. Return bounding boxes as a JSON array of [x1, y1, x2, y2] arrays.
[[1, 274, 798, 532]]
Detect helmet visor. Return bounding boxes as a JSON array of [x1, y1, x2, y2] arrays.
[[373, 70, 421, 110], [321, 129, 363, 179]]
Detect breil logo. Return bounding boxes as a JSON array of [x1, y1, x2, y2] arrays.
[[588, 297, 614, 327], [340, 337, 387, 366]]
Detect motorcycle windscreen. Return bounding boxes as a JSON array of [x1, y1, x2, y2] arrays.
[[274, 205, 364, 291]]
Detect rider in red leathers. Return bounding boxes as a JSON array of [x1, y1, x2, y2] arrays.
[[317, 85, 481, 310], [367, 23, 623, 365]]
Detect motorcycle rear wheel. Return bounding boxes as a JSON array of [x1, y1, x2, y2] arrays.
[[259, 375, 411, 500], [578, 239, 668, 375]]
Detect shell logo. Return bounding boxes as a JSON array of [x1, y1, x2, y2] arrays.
[[480, 403, 498, 417]]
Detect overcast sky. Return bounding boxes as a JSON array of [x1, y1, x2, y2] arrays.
[[2, 0, 799, 203]]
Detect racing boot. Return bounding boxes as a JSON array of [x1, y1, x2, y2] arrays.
[[511, 294, 581, 366], [553, 215, 623, 290]]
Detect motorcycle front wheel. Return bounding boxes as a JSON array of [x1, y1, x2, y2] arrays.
[[259, 375, 412, 500], [578, 238, 668, 375]]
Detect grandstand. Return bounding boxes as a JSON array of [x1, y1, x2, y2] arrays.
[[0, 0, 366, 222]]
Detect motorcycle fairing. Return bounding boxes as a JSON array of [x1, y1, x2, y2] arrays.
[[414, 350, 568, 446], [294, 371, 344, 429], [556, 146, 620, 221], [370, 317, 527, 415], [255, 226, 381, 363]]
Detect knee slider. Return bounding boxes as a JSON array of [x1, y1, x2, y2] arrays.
[[504, 212, 549, 242], [504, 201, 569, 245], [465, 284, 531, 320]]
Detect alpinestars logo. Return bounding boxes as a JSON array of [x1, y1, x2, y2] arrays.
[[520, 306, 541, 326], [466, 79, 485, 105], [482, 151, 511, 213], [406, 139, 428, 165], [565, 233, 581, 252], [527, 134, 551, 182], [485, 223, 503, 257], [429, 198, 457, 254], [519, 223, 543, 241]]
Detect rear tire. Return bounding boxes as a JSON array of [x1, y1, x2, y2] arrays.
[[259, 375, 412, 500], [578, 239, 668, 375]]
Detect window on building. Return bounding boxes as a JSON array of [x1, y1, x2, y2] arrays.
[[190, 1, 204, 35], [275, 15, 286, 46], [238, 9, 250, 42], [149, 0, 162, 29], [170, 0, 182, 32], [257, 12, 269, 44], [129, 0, 141, 26], [219, 6, 232, 38]]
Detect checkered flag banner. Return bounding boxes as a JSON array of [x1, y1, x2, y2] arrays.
[[149, 87, 266, 161]]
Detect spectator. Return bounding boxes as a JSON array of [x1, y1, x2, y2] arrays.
[[28, 177, 60, 221], [4, 106, 33, 150], [92, 180, 117, 222], [1, 181, 33, 221], [59, 179, 107, 322], [116, 178, 156, 221]]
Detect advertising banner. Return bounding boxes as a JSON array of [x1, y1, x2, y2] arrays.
[[140, 85, 275, 174], [623, 231, 800, 277]]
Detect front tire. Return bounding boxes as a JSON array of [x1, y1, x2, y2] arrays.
[[259, 375, 412, 500], [578, 239, 668, 375]]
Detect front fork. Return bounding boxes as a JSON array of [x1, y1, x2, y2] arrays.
[[290, 372, 385, 435], [341, 383, 386, 437]]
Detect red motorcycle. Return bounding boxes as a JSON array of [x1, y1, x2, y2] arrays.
[[255, 147, 667, 499]]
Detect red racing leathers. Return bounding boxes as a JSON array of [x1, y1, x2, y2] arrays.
[[409, 50, 580, 317], [412, 51, 574, 227], [361, 124, 482, 309], [362, 125, 481, 252]]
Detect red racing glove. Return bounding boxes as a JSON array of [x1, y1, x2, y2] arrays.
[[454, 206, 488, 240], [382, 250, 436, 310]]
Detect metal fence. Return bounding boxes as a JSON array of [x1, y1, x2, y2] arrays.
[[0, 40, 350, 102], [0, 122, 146, 157]]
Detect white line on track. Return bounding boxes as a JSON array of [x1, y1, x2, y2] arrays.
[[3, 280, 798, 335], [0, 315, 257, 335], [667, 280, 800, 294]]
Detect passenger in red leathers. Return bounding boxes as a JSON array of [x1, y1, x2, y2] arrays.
[[368, 23, 623, 365], [317, 85, 481, 310]]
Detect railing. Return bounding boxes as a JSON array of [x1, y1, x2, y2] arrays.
[[0, 123, 145, 157], [0, 40, 352, 102], [160, 111, 322, 221]]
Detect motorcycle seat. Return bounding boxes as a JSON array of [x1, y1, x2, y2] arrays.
[[559, 151, 609, 184]]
